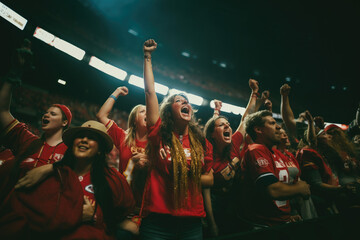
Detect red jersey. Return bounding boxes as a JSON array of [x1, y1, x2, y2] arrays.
[[106, 120, 147, 180], [212, 131, 243, 191], [0, 165, 134, 240], [296, 148, 339, 186], [1, 119, 67, 170], [242, 144, 293, 226], [145, 117, 213, 217], [276, 149, 301, 182]]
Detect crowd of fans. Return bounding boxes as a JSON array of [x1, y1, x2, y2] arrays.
[[0, 39, 359, 240]]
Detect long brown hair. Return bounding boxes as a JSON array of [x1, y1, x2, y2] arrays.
[[147, 93, 207, 209], [326, 127, 357, 158]]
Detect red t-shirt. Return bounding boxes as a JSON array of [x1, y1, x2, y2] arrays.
[[242, 144, 293, 225], [296, 148, 339, 186], [0, 165, 135, 240], [145, 117, 213, 217], [106, 120, 147, 179], [212, 131, 243, 190], [1, 119, 67, 170]]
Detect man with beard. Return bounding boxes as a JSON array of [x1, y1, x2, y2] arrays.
[[241, 110, 310, 227]]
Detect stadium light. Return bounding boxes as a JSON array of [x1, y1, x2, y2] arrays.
[[58, 79, 66, 85], [33, 27, 55, 45], [169, 89, 204, 106], [0, 2, 28, 30], [89, 56, 127, 81], [181, 51, 190, 58], [33, 27, 85, 60], [53, 37, 85, 60], [129, 75, 169, 95]]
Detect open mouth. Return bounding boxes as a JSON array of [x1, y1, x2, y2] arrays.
[[223, 131, 231, 140], [181, 107, 189, 114], [42, 119, 50, 124]]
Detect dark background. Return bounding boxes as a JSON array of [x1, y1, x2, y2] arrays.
[[1, 0, 359, 126]]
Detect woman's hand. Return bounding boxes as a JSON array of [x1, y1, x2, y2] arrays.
[[249, 78, 259, 93], [82, 196, 96, 223], [15, 164, 53, 189], [143, 39, 157, 55], [115, 86, 129, 97], [132, 152, 149, 167]]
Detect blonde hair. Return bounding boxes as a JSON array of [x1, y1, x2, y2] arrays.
[[147, 93, 206, 209], [171, 128, 204, 209], [125, 104, 145, 147]]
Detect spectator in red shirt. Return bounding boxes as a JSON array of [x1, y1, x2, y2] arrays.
[[0, 120, 134, 239], [97, 86, 149, 237], [202, 79, 261, 236], [0, 44, 72, 199], [141, 39, 213, 240], [241, 110, 310, 227]]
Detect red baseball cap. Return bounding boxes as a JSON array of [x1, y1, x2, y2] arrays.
[[53, 104, 72, 127], [324, 124, 349, 132]]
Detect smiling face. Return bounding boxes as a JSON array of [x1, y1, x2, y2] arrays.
[[72, 132, 99, 160], [41, 106, 67, 132], [171, 95, 192, 123], [212, 117, 233, 147]]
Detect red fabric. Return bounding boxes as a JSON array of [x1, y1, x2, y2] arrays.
[[0, 149, 15, 162], [2, 119, 67, 170], [0, 164, 134, 239], [242, 144, 293, 225], [53, 104, 72, 126], [212, 131, 243, 190], [145, 117, 213, 217], [0, 164, 83, 239], [276, 149, 301, 181], [296, 148, 339, 186], [105, 120, 147, 177], [65, 168, 135, 240]]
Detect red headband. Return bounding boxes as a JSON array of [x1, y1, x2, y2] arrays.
[[53, 104, 72, 127]]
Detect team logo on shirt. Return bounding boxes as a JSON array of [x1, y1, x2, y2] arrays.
[[85, 184, 94, 194], [256, 158, 269, 167], [53, 153, 64, 161], [275, 159, 286, 168], [131, 146, 145, 154], [160, 145, 171, 161]]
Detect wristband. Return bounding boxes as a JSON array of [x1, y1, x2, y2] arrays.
[[252, 92, 260, 98], [109, 94, 118, 101]]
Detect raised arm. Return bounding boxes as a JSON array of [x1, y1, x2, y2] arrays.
[[236, 79, 260, 135], [96, 86, 129, 125], [264, 99, 273, 113], [254, 90, 269, 113], [143, 39, 159, 127], [304, 110, 317, 147], [213, 99, 222, 118], [280, 84, 297, 139]]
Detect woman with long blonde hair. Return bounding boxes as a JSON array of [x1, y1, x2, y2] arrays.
[[140, 39, 213, 240]]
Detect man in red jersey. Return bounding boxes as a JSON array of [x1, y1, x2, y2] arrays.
[[241, 110, 310, 227]]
